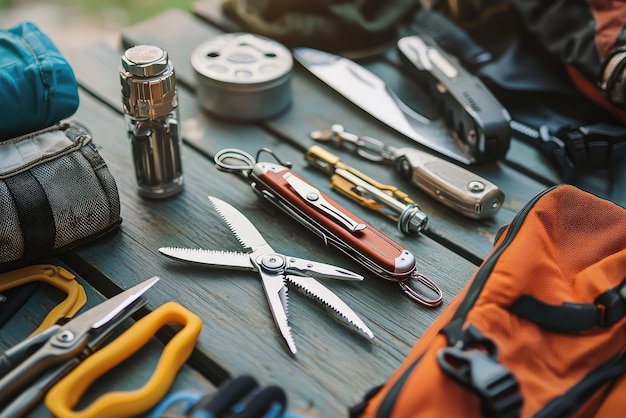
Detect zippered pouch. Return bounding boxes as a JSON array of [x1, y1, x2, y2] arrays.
[[0, 122, 121, 270], [352, 184, 626, 418]]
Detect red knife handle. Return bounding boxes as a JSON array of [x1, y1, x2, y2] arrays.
[[251, 162, 416, 281]]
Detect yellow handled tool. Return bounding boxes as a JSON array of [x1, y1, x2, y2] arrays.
[[0, 264, 86, 335], [45, 301, 202, 418]]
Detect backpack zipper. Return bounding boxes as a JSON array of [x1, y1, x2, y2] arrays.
[[447, 185, 557, 332]]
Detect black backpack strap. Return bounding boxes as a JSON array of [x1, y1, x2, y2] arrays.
[[511, 278, 626, 331]]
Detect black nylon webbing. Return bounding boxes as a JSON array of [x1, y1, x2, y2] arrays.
[[5, 171, 56, 261], [511, 294, 599, 332]]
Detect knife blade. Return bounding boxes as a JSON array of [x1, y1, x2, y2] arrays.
[[286, 275, 374, 339], [158, 247, 254, 270], [293, 47, 474, 164]]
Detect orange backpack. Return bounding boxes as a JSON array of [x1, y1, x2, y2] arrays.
[[352, 184, 626, 418]]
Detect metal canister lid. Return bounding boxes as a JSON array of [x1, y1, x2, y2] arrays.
[[191, 33, 293, 121], [120, 45, 177, 119]]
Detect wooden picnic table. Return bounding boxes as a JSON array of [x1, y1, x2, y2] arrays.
[[1, 2, 624, 417]]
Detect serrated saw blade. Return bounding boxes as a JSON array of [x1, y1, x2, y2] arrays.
[[287, 275, 374, 339], [208, 196, 272, 252]]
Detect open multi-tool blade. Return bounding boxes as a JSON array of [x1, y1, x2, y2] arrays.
[[159, 196, 374, 355]]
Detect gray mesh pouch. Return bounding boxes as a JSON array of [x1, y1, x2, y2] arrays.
[[0, 122, 121, 267]]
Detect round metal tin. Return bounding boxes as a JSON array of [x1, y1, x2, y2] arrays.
[[191, 33, 293, 121]]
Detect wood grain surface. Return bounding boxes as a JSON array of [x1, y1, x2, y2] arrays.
[[2, 3, 624, 417]]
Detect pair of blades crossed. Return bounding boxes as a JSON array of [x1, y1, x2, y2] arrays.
[[159, 196, 374, 354]]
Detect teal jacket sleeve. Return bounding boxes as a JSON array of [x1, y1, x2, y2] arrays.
[[0, 21, 79, 140]]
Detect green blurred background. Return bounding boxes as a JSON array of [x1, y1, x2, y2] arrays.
[[0, 0, 196, 24], [0, 0, 200, 50]]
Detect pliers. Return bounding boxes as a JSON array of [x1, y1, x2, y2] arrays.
[[0, 277, 159, 417]]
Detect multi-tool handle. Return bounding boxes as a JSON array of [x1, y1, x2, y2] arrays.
[[250, 161, 417, 282], [306, 145, 428, 234], [393, 147, 504, 219]]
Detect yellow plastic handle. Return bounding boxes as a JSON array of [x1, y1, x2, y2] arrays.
[[0, 264, 86, 335], [45, 301, 202, 418]]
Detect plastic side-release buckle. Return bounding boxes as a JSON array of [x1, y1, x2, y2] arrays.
[[437, 324, 522, 418], [556, 122, 626, 167]]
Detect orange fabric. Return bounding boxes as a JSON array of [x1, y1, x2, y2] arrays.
[[360, 185, 626, 418], [566, 65, 626, 123]]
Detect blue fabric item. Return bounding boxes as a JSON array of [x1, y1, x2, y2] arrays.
[[0, 21, 79, 140]]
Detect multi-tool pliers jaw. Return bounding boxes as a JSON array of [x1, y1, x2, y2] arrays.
[[159, 196, 374, 355]]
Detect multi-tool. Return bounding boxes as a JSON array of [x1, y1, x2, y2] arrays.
[[293, 46, 509, 165], [396, 34, 511, 163], [311, 125, 505, 219], [159, 196, 374, 355], [213, 148, 443, 308], [305, 144, 428, 235]]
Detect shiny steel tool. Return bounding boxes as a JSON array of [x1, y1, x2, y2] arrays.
[[311, 125, 504, 219], [0, 277, 159, 418], [159, 196, 374, 355], [306, 145, 428, 235], [293, 47, 509, 164], [213, 148, 443, 308]]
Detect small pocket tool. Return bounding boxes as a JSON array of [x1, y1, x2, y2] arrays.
[[213, 149, 443, 308], [305, 145, 428, 235], [159, 196, 374, 355], [311, 124, 504, 219], [0, 277, 159, 418]]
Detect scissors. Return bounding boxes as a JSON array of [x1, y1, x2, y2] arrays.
[[0, 276, 159, 417], [45, 301, 202, 418], [159, 196, 374, 355]]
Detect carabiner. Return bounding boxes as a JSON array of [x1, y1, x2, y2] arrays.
[[398, 272, 443, 307]]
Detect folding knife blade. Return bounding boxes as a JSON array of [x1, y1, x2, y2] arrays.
[[293, 47, 473, 164], [207, 196, 273, 253], [286, 275, 374, 339], [158, 247, 254, 270], [286, 256, 363, 281]]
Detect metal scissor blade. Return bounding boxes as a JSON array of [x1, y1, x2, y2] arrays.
[[208, 196, 272, 253], [90, 276, 159, 329], [286, 275, 374, 339], [260, 273, 297, 354], [159, 247, 254, 270], [293, 47, 472, 164], [285, 257, 363, 281]]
